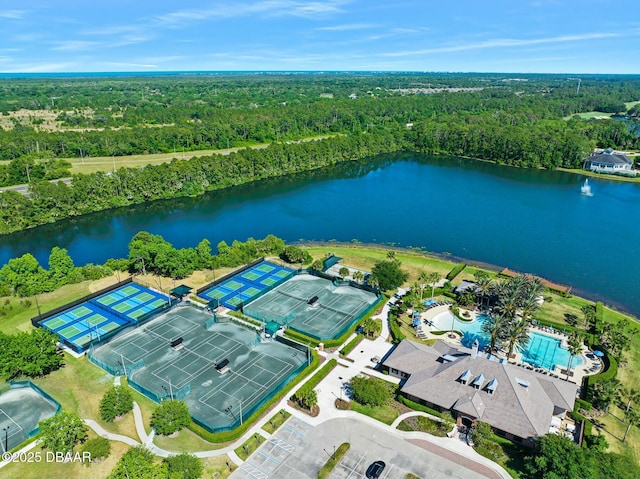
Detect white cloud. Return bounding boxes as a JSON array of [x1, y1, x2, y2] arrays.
[[0, 10, 26, 19], [316, 23, 377, 31], [382, 32, 624, 57], [154, 0, 349, 28], [51, 40, 100, 52]]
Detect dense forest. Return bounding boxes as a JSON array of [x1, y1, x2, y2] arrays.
[[1, 73, 639, 233]]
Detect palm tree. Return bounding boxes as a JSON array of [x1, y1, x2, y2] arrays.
[[622, 387, 640, 414], [426, 272, 441, 299], [595, 377, 622, 413], [476, 275, 493, 309], [623, 408, 640, 443], [352, 270, 364, 283], [506, 319, 530, 359], [418, 271, 429, 300], [495, 292, 518, 323], [566, 331, 584, 380], [481, 315, 506, 353]]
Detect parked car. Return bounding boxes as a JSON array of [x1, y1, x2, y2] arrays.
[[366, 460, 386, 479]]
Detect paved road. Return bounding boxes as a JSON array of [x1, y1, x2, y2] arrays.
[[231, 417, 500, 479]]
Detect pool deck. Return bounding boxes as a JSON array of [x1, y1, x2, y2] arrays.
[[411, 304, 602, 386]]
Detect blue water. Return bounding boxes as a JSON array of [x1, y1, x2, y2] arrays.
[[522, 332, 584, 370], [430, 312, 584, 370], [2, 154, 640, 316]]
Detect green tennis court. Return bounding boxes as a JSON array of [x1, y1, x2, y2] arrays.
[[44, 317, 67, 329], [150, 298, 168, 308], [128, 309, 146, 320], [102, 321, 121, 333], [261, 277, 277, 286], [97, 294, 119, 306], [113, 302, 136, 313], [274, 270, 291, 278], [75, 334, 93, 347], [70, 305, 92, 317], [86, 313, 107, 326], [59, 325, 83, 339], [244, 286, 261, 296], [134, 292, 154, 302], [121, 285, 139, 295], [225, 280, 244, 291], [256, 263, 275, 273], [241, 271, 262, 281]]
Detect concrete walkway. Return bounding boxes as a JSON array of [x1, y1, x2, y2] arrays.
[[78, 286, 510, 479]]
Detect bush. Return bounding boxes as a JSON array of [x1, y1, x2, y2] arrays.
[[340, 336, 363, 356], [99, 386, 134, 422], [150, 399, 191, 435], [292, 358, 337, 406], [349, 376, 396, 407], [446, 263, 466, 281], [39, 412, 88, 454], [81, 437, 111, 462], [388, 315, 405, 344], [163, 453, 203, 479], [370, 260, 408, 291]]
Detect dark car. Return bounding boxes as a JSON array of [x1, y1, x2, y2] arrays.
[[366, 460, 386, 479]]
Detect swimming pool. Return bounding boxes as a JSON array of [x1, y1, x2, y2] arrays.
[[429, 311, 584, 370]]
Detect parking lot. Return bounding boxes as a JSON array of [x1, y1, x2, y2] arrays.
[[231, 417, 501, 479]]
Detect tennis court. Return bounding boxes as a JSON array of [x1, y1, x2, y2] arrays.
[[244, 274, 379, 340], [199, 261, 294, 311], [89, 305, 307, 432], [0, 383, 60, 451], [40, 282, 172, 352]]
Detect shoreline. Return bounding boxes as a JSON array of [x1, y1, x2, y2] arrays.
[[298, 240, 639, 320], [556, 166, 640, 183]]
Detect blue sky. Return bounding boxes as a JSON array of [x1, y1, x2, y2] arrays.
[[0, 0, 638, 73]]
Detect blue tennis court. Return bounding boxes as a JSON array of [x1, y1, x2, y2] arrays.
[[40, 282, 172, 352], [199, 261, 294, 310]]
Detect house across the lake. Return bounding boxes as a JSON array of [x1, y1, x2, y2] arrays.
[[382, 339, 579, 447], [585, 148, 636, 176]]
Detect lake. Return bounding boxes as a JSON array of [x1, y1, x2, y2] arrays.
[[1, 153, 639, 316]]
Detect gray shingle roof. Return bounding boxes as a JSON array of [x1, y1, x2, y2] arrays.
[[589, 152, 632, 166], [384, 339, 578, 440]]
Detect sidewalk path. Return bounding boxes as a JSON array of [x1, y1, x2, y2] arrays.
[[78, 287, 510, 479]]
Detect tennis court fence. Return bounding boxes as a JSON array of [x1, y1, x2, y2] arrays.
[[190, 337, 307, 434], [196, 257, 267, 295], [287, 293, 384, 341], [127, 378, 191, 403], [31, 278, 134, 327], [7, 381, 62, 439]]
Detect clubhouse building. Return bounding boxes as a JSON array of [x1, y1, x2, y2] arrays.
[[382, 339, 579, 446], [586, 148, 636, 176]]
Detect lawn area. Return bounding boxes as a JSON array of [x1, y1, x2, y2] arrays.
[[556, 167, 640, 184], [201, 455, 236, 478], [153, 426, 227, 453], [1, 433, 130, 479], [317, 442, 350, 479], [396, 415, 451, 437], [474, 435, 528, 479], [234, 433, 266, 461], [563, 111, 614, 120], [67, 134, 341, 175], [303, 244, 457, 285], [262, 409, 291, 435], [0, 273, 127, 335], [349, 400, 399, 425]]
